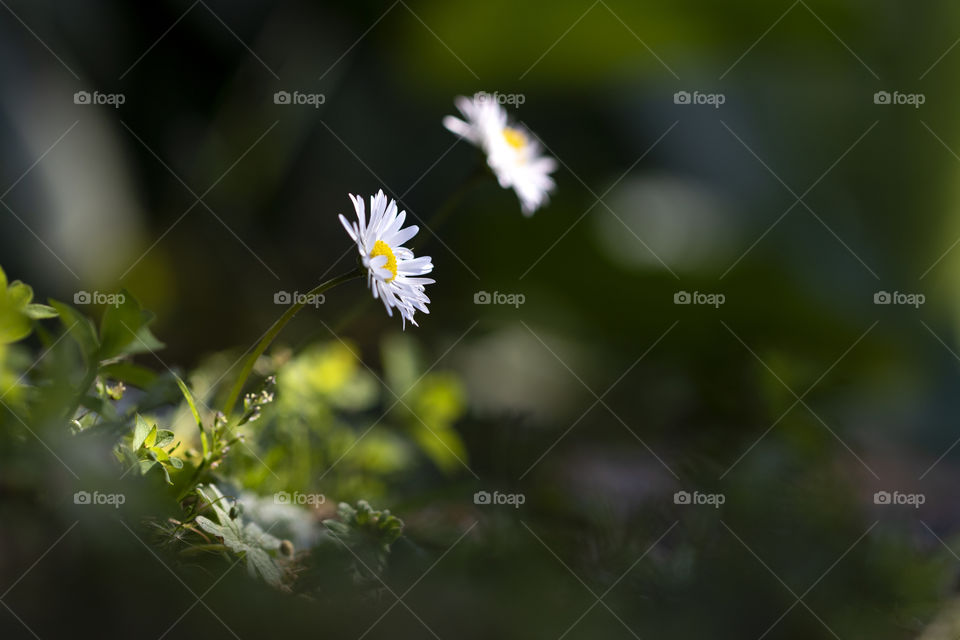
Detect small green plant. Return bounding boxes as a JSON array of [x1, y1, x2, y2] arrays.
[[324, 500, 405, 576], [194, 484, 286, 587], [0, 261, 454, 595], [130, 415, 183, 484], [0, 96, 555, 600]]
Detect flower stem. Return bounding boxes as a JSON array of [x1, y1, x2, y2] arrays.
[[220, 267, 364, 416]]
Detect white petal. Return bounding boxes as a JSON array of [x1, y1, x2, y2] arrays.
[[388, 225, 418, 248], [338, 214, 358, 241], [398, 256, 432, 274], [350, 194, 366, 236], [443, 115, 476, 143]]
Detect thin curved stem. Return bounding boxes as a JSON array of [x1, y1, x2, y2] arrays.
[[221, 267, 364, 416]]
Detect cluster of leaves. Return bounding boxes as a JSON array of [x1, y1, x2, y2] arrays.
[[324, 501, 405, 577], [130, 415, 183, 484], [0, 268, 57, 344], [194, 484, 286, 587], [222, 336, 467, 501], [0, 265, 450, 595]]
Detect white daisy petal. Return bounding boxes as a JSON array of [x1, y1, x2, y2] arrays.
[[388, 225, 419, 248], [398, 256, 433, 273], [382, 210, 406, 243], [350, 194, 366, 237], [443, 115, 478, 143], [338, 214, 358, 242], [443, 94, 557, 215], [339, 190, 435, 329], [384, 199, 399, 227]]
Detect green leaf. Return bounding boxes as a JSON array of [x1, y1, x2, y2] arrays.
[[95, 293, 164, 358], [80, 395, 109, 415], [0, 274, 56, 343], [6, 281, 33, 307], [143, 424, 157, 449], [175, 375, 205, 436], [132, 415, 181, 484], [23, 303, 58, 319], [324, 500, 405, 575], [337, 502, 358, 521], [100, 362, 156, 388], [323, 520, 350, 535], [132, 415, 151, 450], [410, 422, 468, 475], [122, 322, 164, 356], [195, 485, 284, 586], [100, 289, 163, 360], [0, 307, 31, 344], [49, 300, 99, 361], [153, 429, 175, 449], [98, 290, 146, 360]]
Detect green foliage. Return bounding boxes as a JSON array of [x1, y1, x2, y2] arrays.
[[221, 336, 469, 502], [194, 484, 285, 587], [131, 414, 183, 484], [0, 266, 57, 344], [278, 341, 378, 410], [0, 267, 435, 595], [49, 290, 163, 368], [382, 334, 467, 472], [324, 500, 404, 576], [98, 290, 163, 360]]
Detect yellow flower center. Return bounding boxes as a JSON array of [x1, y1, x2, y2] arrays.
[[503, 127, 526, 150], [370, 240, 398, 282]]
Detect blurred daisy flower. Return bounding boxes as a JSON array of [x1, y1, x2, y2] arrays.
[[443, 94, 557, 216], [339, 190, 434, 328]]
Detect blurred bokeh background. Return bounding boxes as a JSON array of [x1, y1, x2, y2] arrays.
[[3, 0, 960, 638]]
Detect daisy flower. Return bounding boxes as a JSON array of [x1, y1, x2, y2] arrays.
[[443, 94, 557, 216], [339, 190, 434, 328]]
